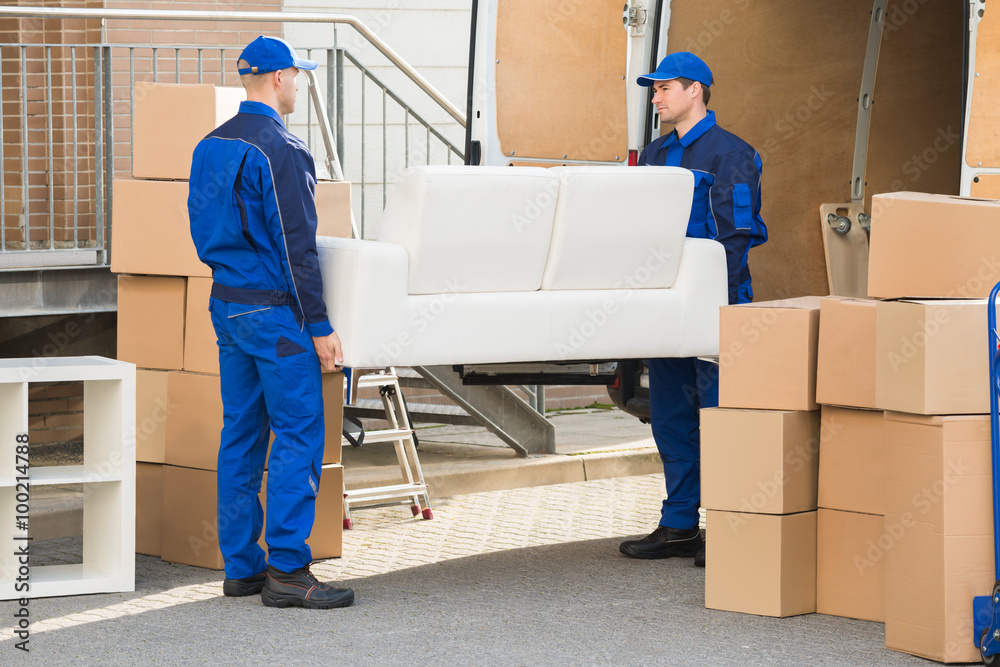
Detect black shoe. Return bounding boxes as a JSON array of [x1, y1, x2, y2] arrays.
[[223, 571, 266, 597], [694, 543, 705, 568], [261, 565, 355, 609], [619, 526, 702, 559]]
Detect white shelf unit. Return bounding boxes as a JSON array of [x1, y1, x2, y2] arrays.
[[0, 356, 136, 600]]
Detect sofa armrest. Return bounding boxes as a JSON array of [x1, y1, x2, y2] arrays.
[[671, 238, 729, 357], [316, 236, 410, 367]]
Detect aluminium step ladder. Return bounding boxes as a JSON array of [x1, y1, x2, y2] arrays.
[[342, 368, 433, 529]]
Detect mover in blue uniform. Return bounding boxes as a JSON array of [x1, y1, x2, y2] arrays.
[[188, 35, 354, 608], [618, 52, 768, 566]]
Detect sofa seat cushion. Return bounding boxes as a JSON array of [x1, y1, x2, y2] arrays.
[[376, 165, 560, 295]]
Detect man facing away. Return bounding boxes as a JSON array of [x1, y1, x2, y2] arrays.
[[618, 52, 768, 566], [188, 35, 353, 608]]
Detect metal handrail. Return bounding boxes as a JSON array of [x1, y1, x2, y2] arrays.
[[0, 5, 466, 126]]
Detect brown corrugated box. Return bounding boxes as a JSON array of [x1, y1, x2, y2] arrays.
[[161, 463, 344, 570], [719, 296, 822, 411], [135, 369, 170, 463], [111, 179, 207, 277], [315, 181, 353, 239], [883, 412, 995, 663], [817, 406, 884, 515], [132, 82, 245, 181], [183, 277, 217, 375], [112, 179, 351, 278], [868, 192, 1000, 299], [117, 275, 187, 370], [701, 407, 820, 514], [137, 370, 344, 470], [705, 510, 817, 617], [136, 463, 163, 557], [816, 508, 884, 622], [875, 299, 988, 415], [815, 296, 877, 409]]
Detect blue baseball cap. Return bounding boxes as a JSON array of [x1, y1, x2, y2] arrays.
[[237, 36, 318, 75], [637, 52, 713, 87]]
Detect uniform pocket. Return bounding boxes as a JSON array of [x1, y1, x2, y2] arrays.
[[733, 183, 753, 230]]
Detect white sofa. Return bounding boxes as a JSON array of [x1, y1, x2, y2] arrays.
[[317, 165, 727, 368]]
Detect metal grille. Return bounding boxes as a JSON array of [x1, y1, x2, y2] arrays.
[[0, 40, 465, 269]]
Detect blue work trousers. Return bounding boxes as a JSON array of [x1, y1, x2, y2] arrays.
[[648, 357, 719, 530], [210, 299, 326, 578]]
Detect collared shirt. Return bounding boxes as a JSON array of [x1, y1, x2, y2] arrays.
[[638, 110, 768, 304], [188, 100, 333, 337]]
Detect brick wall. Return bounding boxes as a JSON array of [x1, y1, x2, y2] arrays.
[[0, 0, 101, 251], [28, 381, 84, 448], [103, 0, 281, 176], [0, 0, 281, 252]]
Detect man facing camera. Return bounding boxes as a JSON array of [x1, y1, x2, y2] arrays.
[[618, 52, 767, 567]]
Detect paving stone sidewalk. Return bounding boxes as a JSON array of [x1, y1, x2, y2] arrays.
[[1, 474, 926, 666]]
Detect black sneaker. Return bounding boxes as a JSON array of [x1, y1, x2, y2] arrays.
[[261, 565, 355, 609], [694, 544, 705, 568], [619, 526, 702, 559], [223, 571, 266, 597]]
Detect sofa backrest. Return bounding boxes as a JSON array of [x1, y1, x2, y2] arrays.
[[540, 166, 693, 290], [377, 165, 560, 295]]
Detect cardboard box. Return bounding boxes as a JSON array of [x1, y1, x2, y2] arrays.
[[161, 463, 344, 570], [161, 465, 225, 569], [163, 371, 224, 470], [112, 179, 351, 278], [136, 463, 163, 557], [132, 82, 245, 180], [883, 412, 995, 663], [816, 509, 884, 622], [875, 299, 988, 415], [135, 369, 170, 463], [183, 277, 217, 375], [139, 370, 344, 471], [868, 191, 1000, 299], [701, 407, 820, 514], [111, 179, 209, 278], [705, 510, 817, 617], [817, 406, 884, 515], [719, 297, 822, 411], [315, 181, 353, 239], [117, 275, 187, 370], [259, 464, 344, 560], [815, 296, 877, 409]]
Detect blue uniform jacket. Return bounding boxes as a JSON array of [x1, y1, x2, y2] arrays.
[[637, 110, 767, 304], [188, 100, 333, 338]]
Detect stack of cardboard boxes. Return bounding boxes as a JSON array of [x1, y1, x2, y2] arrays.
[[814, 296, 885, 623], [703, 296, 823, 617], [704, 191, 999, 663], [867, 192, 996, 664], [116, 82, 353, 569]]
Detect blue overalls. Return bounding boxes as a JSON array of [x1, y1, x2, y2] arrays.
[[188, 100, 333, 578], [638, 110, 767, 530]]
